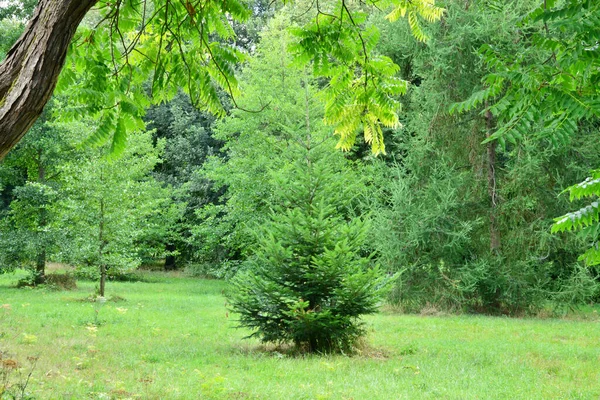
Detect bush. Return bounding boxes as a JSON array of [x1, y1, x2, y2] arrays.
[[227, 150, 391, 353], [185, 260, 243, 279]]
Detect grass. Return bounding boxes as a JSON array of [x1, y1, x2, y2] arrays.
[[1, 269, 600, 399]]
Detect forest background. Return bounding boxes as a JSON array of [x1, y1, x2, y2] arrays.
[[0, 0, 599, 316]]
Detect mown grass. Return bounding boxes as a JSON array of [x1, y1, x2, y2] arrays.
[[1, 269, 599, 399]]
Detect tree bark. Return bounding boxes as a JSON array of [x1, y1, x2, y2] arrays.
[[100, 263, 106, 297], [34, 151, 47, 285], [485, 104, 501, 252], [98, 195, 106, 297], [0, 0, 97, 159]]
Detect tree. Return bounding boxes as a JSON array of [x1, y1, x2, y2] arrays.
[[228, 146, 389, 353], [0, 105, 70, 282], [193, 13, 374, 275], [0, 0, 37, 20], [0, 0, 97, 158], [0, 0, 443, 159], [58, 125, 175, 296], [0, 20, 24, 60], [451, 0, 600, 290], [145, 91, 223, 270], [194, 13, 330, 270], [369, 0, 600, 313], [0, 181, 59, 282], [452, 0, 600, 148]]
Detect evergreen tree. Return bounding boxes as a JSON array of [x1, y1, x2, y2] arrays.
[[194, 13, 333, 272], [228, 147, 390, 353], [370, 0, 600, 313]]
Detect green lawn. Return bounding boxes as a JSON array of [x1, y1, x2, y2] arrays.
[[1, 270, 599, 399]]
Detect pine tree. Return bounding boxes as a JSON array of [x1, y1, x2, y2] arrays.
[[228, 147, 390, 353]]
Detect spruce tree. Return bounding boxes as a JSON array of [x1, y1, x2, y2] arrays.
[[228, 147, 390, 353]]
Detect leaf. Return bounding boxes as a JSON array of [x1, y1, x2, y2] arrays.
[[109, 114, 128, 157]]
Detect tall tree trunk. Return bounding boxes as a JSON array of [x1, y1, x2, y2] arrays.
[[0, 0, 97, 159], [34, 152, 47, 285], [35, 250, 46, 285], [485, 104, 501, 252]]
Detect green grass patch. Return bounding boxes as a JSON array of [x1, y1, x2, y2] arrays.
[[1, 270, 599, 399]]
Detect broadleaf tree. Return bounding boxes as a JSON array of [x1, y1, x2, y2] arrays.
[[58, 124, 177, 296], [0, 106, 71, 282], [552, 170, 600, 267]]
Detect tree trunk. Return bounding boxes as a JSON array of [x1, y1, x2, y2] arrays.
[[35, 250, 46, 285], [98, 196, 107, 296], [0, 0, 97, 159], [34, 152, 47, 285], [99, 264, 106, 297], [485, 104, 501, 252], [164, 243, 177, 271]]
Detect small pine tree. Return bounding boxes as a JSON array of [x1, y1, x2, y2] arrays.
[[228, 148, 390, 353]]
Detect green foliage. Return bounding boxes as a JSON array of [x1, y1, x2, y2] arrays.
[[3, 0, 599, 322], [54, 0, 247, 156], [4, 181, 58, 244], [0, 0, 35, 61], [194, 14, 344, 268], [145, 91, 223, 267], [289, 0, 443, 155], [384, 0, 444, 42], [0, 0, 37, 20], [371, 0, 600, 313], [451, 0, 600, 148], [57, 124, 179, 284], [288, 0, 434, 154], [0, 108, 68, 278], [553, 169, 600, 266], [0, 19, 24, 61], [44, 0, 444, 157], [450, 0, 600, 270], [228, 149, 390, 352]]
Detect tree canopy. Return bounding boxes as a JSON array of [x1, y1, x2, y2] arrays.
[[0, 0, 443, 159]]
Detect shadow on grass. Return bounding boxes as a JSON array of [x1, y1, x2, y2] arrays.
[[231, 339, 391, 360]]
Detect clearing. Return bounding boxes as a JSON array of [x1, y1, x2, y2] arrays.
[[1, 270, 599, 399]]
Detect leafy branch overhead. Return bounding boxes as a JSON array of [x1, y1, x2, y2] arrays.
[[450, 0, 600, 148], [552, 170, 600, 266], [55, 0, 444, 156]]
